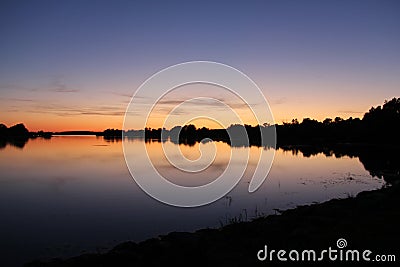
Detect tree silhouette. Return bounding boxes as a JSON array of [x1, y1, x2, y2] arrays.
[[96, 97, 399, 146], [0, 123, 30, 149]]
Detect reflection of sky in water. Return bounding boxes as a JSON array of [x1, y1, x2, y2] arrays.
[[0, 136, 384, 266]]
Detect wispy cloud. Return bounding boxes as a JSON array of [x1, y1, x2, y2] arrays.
[[0, 97, 33, 102], [48, 79, 80, 93], [156, 97, 258, 110], [106, 91, 133, 98], [78, 110, 125, 116], [50, 88, 80, 93], [27, 103, 125, 117], [0, 78, 80, 93], [338, 110, 364, 114], [0, 83, 37, 92], [157, 99, 186, 105], [271, 97, 287, 105]]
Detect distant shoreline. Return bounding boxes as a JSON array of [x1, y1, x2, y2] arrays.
[[2, 97, 399, 147]]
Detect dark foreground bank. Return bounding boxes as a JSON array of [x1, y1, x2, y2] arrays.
[[26, 180, 399, 267]]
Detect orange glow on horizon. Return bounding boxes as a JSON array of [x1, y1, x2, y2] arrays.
[[2, 106, 366, 132], [1, 113, 123, 132], [1, 88, 375, 132]]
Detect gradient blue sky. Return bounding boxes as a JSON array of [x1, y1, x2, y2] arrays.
[[0, 0, 399, 131]]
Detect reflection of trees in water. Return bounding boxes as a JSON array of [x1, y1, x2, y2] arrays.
[[0, 123, 32, 149], [118, 131, 400, 185], [103, 135, 122, 143], [279, 144, 400, 184], [30, 97, 400, 180], [0, 136, 29, 149]]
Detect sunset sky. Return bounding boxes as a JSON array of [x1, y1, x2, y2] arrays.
[[1, 0, 399, 131]]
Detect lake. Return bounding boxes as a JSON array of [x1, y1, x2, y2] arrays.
[[0, 136, 384, 266]]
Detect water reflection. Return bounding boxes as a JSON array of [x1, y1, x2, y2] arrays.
[[278, 144, 400, 184], [121, 135, 399, 184], [0, 136, 392, 266], [0, 136, 29, 149]]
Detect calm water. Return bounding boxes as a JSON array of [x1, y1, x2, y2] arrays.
[[0, 136, 384, 266]]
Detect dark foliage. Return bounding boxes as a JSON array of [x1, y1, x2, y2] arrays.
[[107, 97, 400, 147], [277, 97, 400, 145], [0, 123, 30, 149], [0, 123, 53, 149], [0, 123, 29, 137]]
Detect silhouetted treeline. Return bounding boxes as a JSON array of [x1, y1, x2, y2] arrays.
[[54, 97, 399, 147], [0, 123, 29, 149], [117, 124, 273, 147], [0, 123, 29, 137], [277, 97, 400, 145], [0, 123, 52, 139], [97, 129, 123, 142], [109, 97, 399, 146], [0, 123, 52, 149]]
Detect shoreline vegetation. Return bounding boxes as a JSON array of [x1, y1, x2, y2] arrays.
[[1, 97, 399, 149], [2, 97, 399, 265], [102, 97, 400, 147]]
